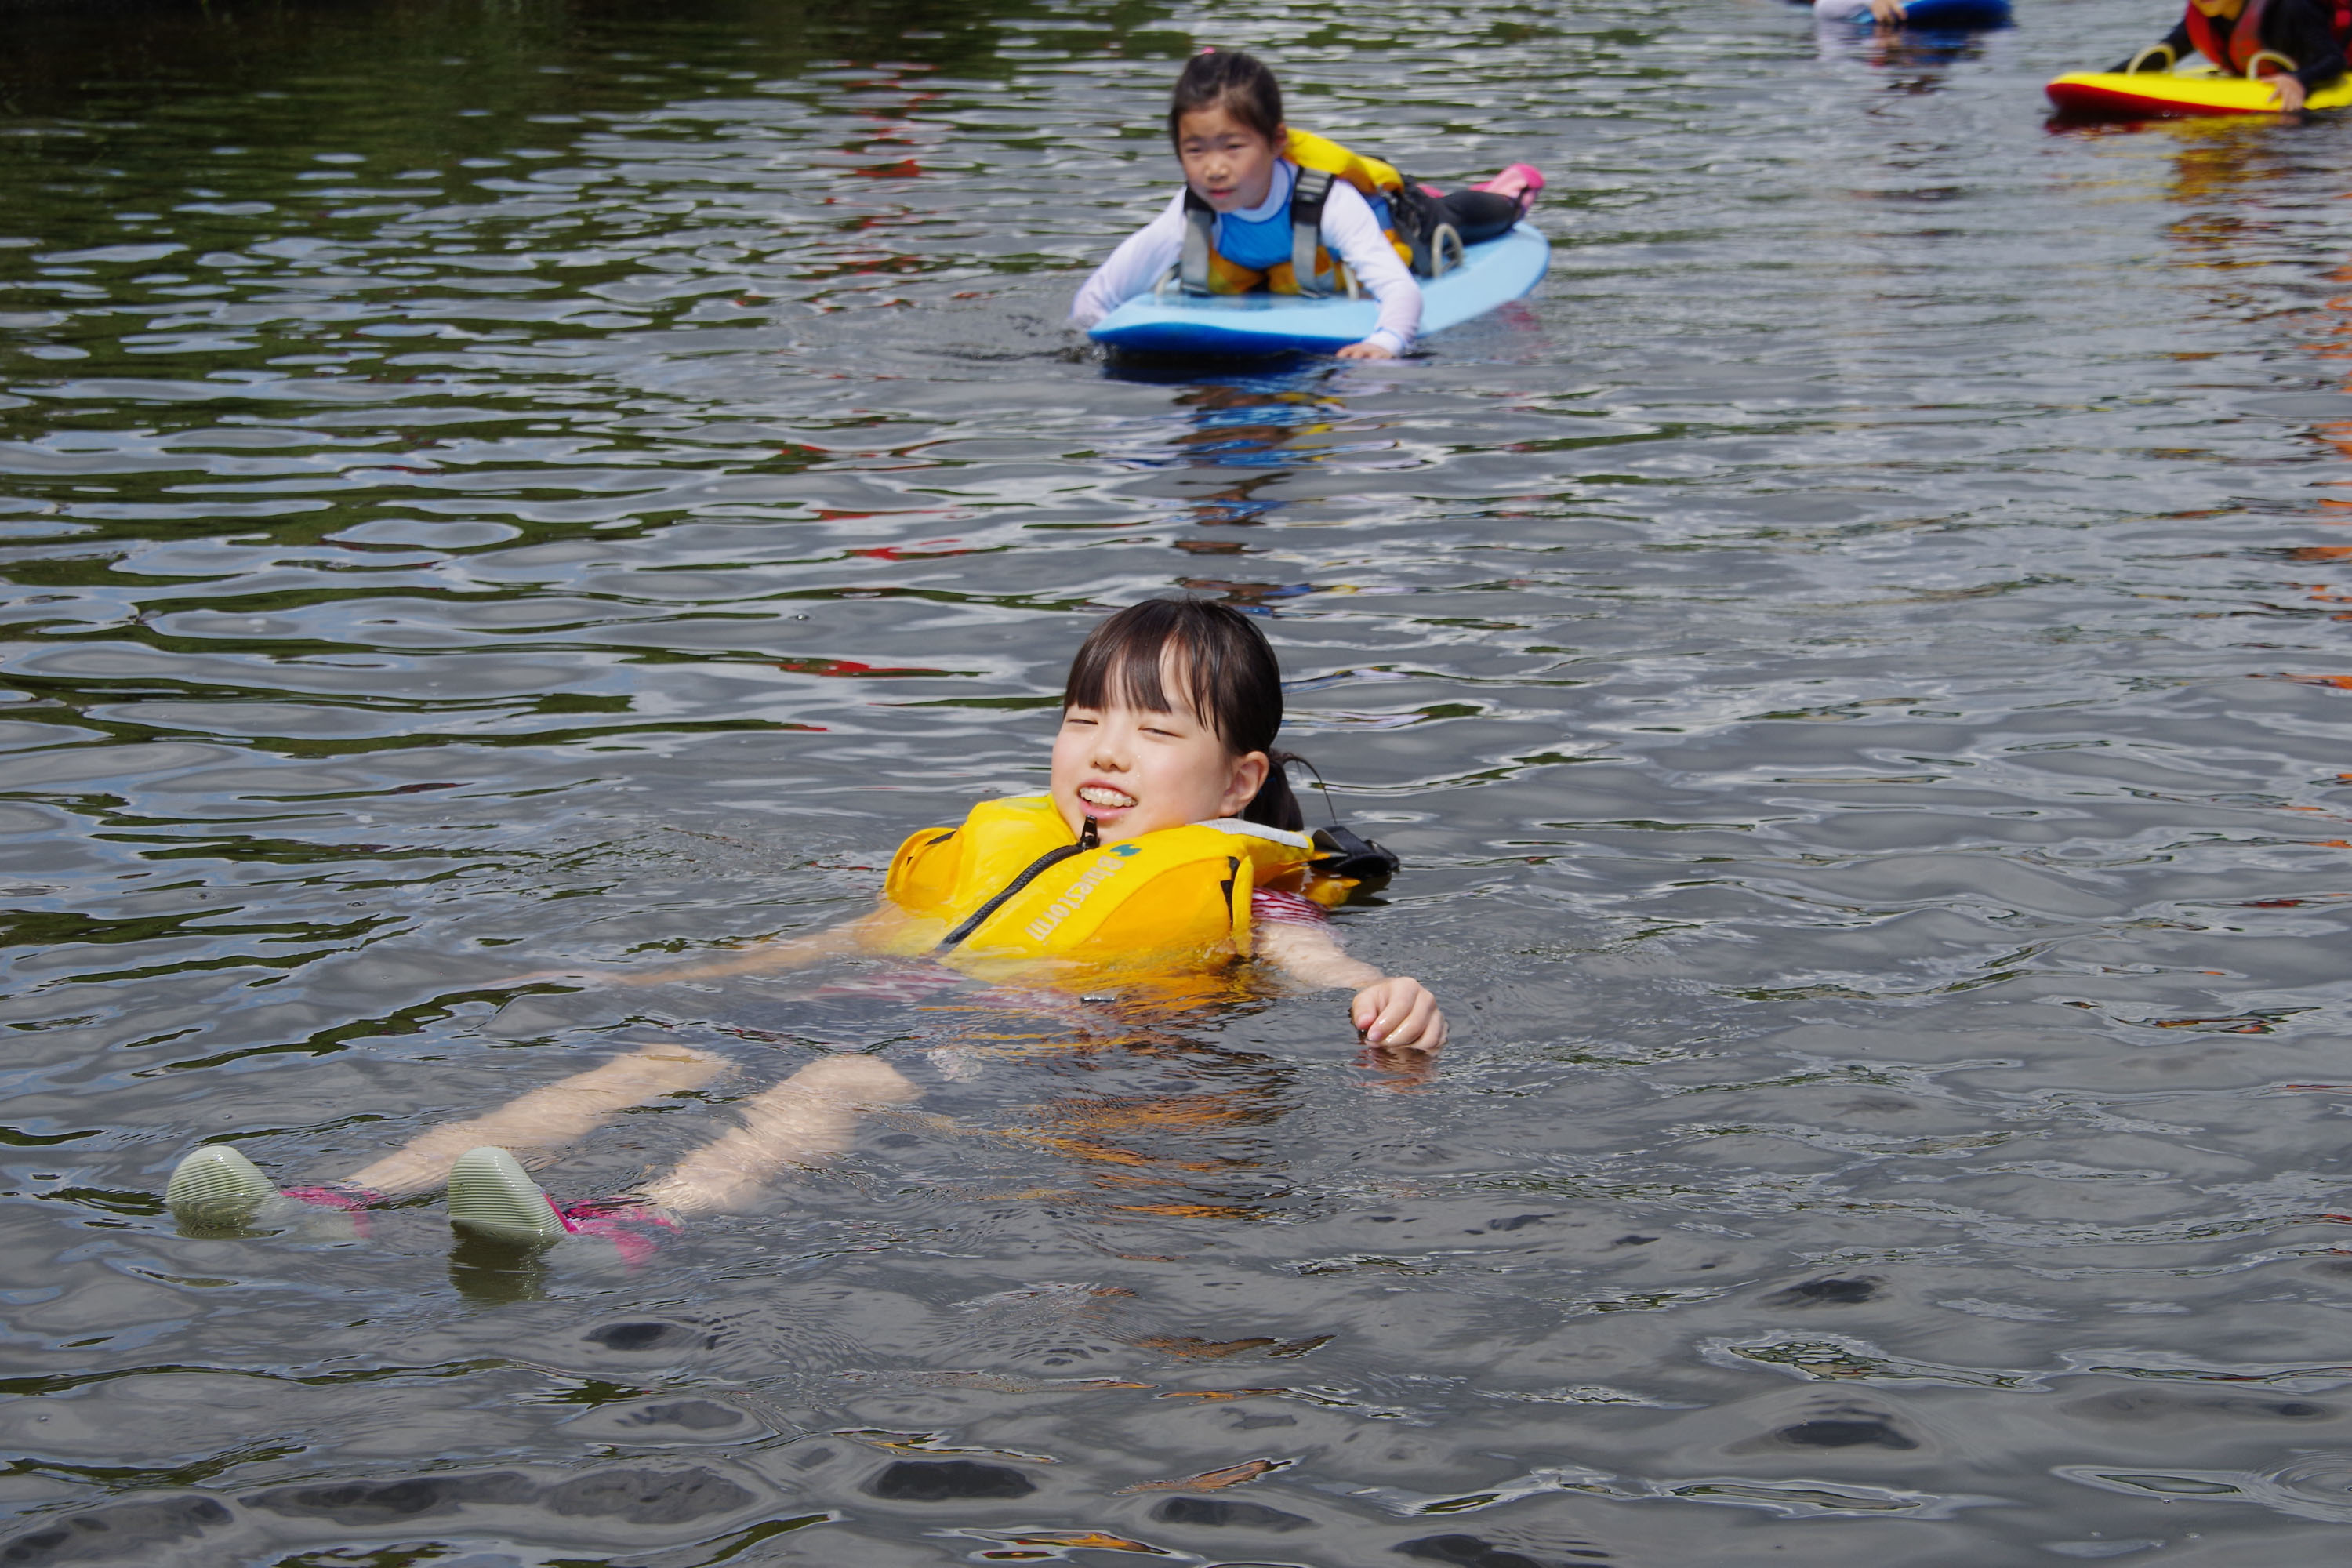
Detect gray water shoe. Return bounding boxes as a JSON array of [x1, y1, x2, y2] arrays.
[[446, 1145, 570, 1244], [165, 1144, 282, 1228]]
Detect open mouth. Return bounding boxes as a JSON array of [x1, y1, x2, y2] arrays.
[[1077, 785, 1137, 810]]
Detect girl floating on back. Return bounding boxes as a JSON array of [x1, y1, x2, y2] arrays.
[[1069, 49, 1541, 359], [165, 600, 1445, 1251]]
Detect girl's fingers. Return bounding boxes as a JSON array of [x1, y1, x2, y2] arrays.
[[1388, 993, 1442, 1050], [1353, 980, 1445, 1049], [1391, 988, 1446, 1050], [1357, 981, 1418, 1046], [1385, 993, 1424, 1043]]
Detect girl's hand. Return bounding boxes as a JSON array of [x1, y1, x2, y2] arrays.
[[1336, 340, 1395, 360], [2272, 75, 2308, 113], [1866, 0, 1906, 23], [1351, 976, 1446, 1050]]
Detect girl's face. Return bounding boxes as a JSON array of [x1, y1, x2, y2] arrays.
[[1052, 654, 1269, 844], [1176, 104, 1287, 214]]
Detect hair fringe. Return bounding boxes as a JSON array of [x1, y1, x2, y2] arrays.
[[1167, 48, 1283, 147]]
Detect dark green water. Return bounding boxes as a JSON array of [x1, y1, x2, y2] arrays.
[[5, 0, 2352, 1561]]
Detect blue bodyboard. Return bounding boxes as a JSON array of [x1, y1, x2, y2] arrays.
[[1088, 223, 1550, 358], [1876, 0, 2013, 27], [1795, 0, 2013, 25]]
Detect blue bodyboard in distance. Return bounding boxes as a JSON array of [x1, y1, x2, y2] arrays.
[[1088, 223, 1549, 358], [1799, 0, 2013, 24], [1877, 0, 2013, 27]]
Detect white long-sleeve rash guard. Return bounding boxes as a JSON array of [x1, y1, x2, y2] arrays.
[[1068, 164, 1422, 355]]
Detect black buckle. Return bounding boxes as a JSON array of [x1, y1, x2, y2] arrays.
[[1312, 825, 1400, 882]]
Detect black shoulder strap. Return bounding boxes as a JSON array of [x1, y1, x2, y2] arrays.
[[1290, 167, 1334, 297], [1386, 180, 1442, 277], [1179, 187, 1216, 295]]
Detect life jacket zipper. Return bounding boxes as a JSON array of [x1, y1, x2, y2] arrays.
[[934, 816, 1099, 953]]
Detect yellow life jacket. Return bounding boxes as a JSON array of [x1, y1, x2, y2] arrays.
[[877, 794, 1320, 972], [1289, 129, 1407, 203], [1181, 129, 1420, 299]]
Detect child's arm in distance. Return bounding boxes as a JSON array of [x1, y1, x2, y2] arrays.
[[1319, 180, 1420, 359], [1254, 920, 1446, 1049], [487, 908, 909, 989]]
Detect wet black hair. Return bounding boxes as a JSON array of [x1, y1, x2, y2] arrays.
[[1063, 597, 1306, 831], [1167, 49, 1285, 150]]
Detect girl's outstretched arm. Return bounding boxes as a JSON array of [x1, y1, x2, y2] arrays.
[[1069, 194, 1189, 329], [1255, 919, 1446, 1050], [624, 909, 901, 984], [491, 907, 913, 989], [1316, 180, 1420, 358]]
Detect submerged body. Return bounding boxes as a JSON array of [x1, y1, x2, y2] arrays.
[[165, 601, 1446, 1250]]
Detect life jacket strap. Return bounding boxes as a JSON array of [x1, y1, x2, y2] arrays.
[[2239, 0, 2281, 72], [1179, 187, 1216, 296], [1289, 167, 1336, 297], [2193, 0, 2294, 76]]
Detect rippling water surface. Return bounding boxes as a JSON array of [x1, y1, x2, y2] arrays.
[[6, 0, 2352, 1559]]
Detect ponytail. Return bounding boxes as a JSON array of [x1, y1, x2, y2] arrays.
[[1243, 750, 1309, 832]]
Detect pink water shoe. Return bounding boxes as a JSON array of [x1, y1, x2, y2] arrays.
[[559, 1197, 681, 1267], [1472, 163, 1546, 215], [282, 1183, 385, 1238]]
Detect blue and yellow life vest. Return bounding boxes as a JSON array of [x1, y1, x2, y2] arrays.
[[1181, 129, 1421, 299], [877, 794, 1320, 970]]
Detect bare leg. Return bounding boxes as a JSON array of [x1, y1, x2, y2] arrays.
[[633, 1055, 917, 1216], [347, 1042, 728, 1197]]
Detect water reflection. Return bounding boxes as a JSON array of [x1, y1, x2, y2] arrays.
[[1149, 377, 1343, 532], [1824, 24, 1998, 78], [12, 0, 2352, 1561], [2152, 120, 2352, 662]]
